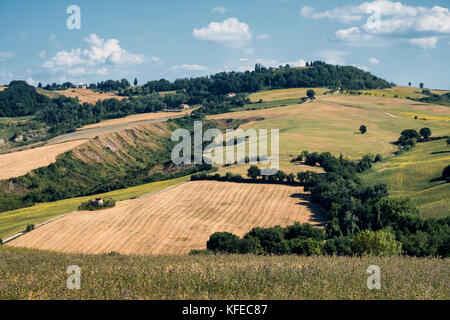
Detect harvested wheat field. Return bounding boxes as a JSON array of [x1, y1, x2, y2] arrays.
[[0, 140, 87, 180], [81, 109, 193, 130], [53, 88, 126, 104], [8, 181, 326, 255]]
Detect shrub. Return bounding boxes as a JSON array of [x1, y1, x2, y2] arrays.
[[419, 127, 431, 140], [78, 198, 116, 211], [374, 154, 383, 162], [324, 236, 353, 256], [359, 125, 367, 134], [284, 223, 326, 241], [25, 224, 35, 233], [352, 230, 402, 256], [247, 165, 261, 180], [289, 238, 323, 255], [442, 165, 450, 182], [207, 232, 241, 253]]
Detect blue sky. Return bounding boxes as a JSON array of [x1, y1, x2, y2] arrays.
[[0, 0, 449, 89]]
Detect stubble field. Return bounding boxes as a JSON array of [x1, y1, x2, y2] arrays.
[[8, 181, 326, 255]]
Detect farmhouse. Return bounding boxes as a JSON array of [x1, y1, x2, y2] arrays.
[[75, 84, 87, 89], [226, 93, 236, 98], [91, 198, 104, 207], [180, 104, 190, 110]]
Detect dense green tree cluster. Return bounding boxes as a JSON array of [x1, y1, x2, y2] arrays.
[[130, 64, 390, 97], [201, 151, 450, 257], [43, 82, 76, 91], [412, 92, 450, 107], [0, 81, 51, 117]]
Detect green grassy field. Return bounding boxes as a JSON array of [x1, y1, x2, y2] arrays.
[[361, 139, 450, 219], [210, 94, 450, 218], [0, 176, 189, 239], [248, 87, 329, 102], [356, 86, 449, 100], [232, 98, 302, 112], [0, 247, 447, 299]]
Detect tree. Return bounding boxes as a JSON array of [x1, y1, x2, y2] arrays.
[[419, 127, 431, 140], [447, 137, 450, 146], [275, 170, 287, 182], [352, 230, 402, 256], [207, 232, 241, 253], [359, 125, 367, 134], [443, 165, 450, 182], [408, 82, 411, 87], [420, 83, 424, 89], [306, 89, 316, 100], [38, 82, 42, 88], [134, 78, 138, 86], [247, 165, 261, 180]]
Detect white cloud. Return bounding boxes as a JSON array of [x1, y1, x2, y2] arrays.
[[300, 5, 363, 23], [39, 50, 46, 59], [409, 37, 438, 49], [170, 64, 208, 71], [315, 50, 348, 65], [352, 64, 370, 71], [193, 18, 252, 48], [283, 59, 306, 67], [43, 33, 144, 77], [303, 1, 450, 48], [239, 58, 248, 62], [26, 77, 37, 86], [211, 6, 228, 14], [0, 52, 14, 62], [368, 57, 379, 64], [150, 56, 161, 62]]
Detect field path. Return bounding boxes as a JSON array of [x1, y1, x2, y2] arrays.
[[8, 181, 326, 255]]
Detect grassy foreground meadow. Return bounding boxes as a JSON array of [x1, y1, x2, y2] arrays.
[[0, 247, 448, 300]]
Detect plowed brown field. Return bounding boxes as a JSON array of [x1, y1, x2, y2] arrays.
[[8, 181, 326, 255]]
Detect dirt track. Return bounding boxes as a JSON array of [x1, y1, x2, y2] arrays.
[[8, 181, 326, 255]]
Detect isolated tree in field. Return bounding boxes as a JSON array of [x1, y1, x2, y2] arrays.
[[359, 125, 367, 134], [443, 165, 450, 182], [306, 89, 316, 100], [134, 78, 138, 86], [420, 83, 424, 89], [419, 127, 431, 140], [38, 82, 42, 88], [408, 82, 411, 87], [247, 165, 261, 180]]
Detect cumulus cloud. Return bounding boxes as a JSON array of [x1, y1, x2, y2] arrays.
[[0, 52, 15, 62], [43, 33, 144, 76], [368, 57, 379, 64], [193, 18, 252, 48], [300, 5, 363, 23], [170, 64, 208, 71], [211, 6, 228, 14], [409, 37, 438, 49], [303, 1, 450, 48]]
